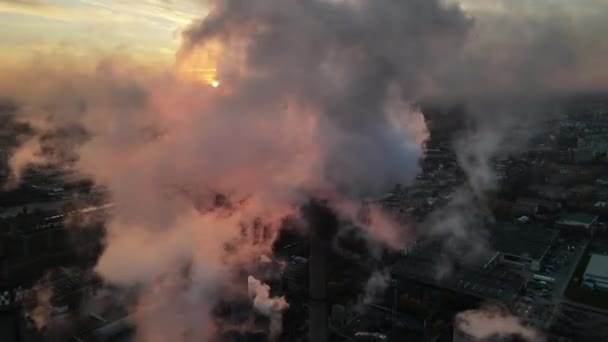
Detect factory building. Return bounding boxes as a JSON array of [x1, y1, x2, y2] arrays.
[[582, 254, 608, 291], [490, 224, 558, 272], [555, 213, 598, 236], [391, 243, 525, 315], [512, 198, 562, 219]]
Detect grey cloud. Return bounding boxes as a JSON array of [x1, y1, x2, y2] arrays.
[[427, 0, 608, 99]]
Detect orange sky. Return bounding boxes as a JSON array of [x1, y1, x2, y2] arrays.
[[0, 0, 202, 70]]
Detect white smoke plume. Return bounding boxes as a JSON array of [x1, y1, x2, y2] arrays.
[[360, 269, 390, 307], [455, 305, 544, 341], [24, 285, 53, 330], [424, 101, 554, 274], [247, 275, 289, 340]]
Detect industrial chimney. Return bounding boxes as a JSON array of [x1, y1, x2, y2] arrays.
[[303, 200, 337, 342]]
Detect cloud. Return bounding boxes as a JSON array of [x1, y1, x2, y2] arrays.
[[426, 0, 608, 99], [0, 0, 64, 17], [1, 0, 45, 7], [179, 0, 469, 196], [1, 0, 470, 337]]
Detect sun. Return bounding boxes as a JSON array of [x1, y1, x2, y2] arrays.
[[211, 80, 220, 88]]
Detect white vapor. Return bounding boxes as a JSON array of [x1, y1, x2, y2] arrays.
[[456, 306, 544, 341], [247, 275, 289, 340]]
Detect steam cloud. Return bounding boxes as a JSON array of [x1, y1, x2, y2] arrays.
[[425, 101, 560, 274], [247, 276, 289, 340], [2, 0, 460, 338], [25, 285, 53, 330], [360, 269, 390, 307], [456, 306, 544, 341]]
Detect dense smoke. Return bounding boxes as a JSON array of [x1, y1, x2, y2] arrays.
[[0, 0, 471, 339], [179, 0, 467, 197]]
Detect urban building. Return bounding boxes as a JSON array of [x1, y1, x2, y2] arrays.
[[391, 245, 525, 312], [555, 213, 599, 236], [576, 135, 608, 163], [512, 198, 562, 219], [490, 223, 558, 272]]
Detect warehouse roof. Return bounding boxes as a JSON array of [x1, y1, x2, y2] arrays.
[[491, 223, 558, 261], [584, 254, 608, 281]]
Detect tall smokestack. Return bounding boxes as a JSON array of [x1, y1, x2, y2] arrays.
[[303, 200, 337, 342], [309, 224, 328, 342]]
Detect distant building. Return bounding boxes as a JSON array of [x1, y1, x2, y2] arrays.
[[582, 254, 608, 291], [576, 135, 608, 163], [0, 149, 7, 179], [555, 213, 599, 236], [513, 198, 562, 218], [391, 244, 525, 311]]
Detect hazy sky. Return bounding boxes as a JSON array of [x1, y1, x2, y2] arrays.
[[0, 0, 202, 68], [1, 0, 607, 79]]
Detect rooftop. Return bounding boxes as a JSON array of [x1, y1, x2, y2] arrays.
[[584, 254, 608, 281], [556, 213, 599, 228], [490, 223, 558, 261], [391, 254, 523, 302]]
